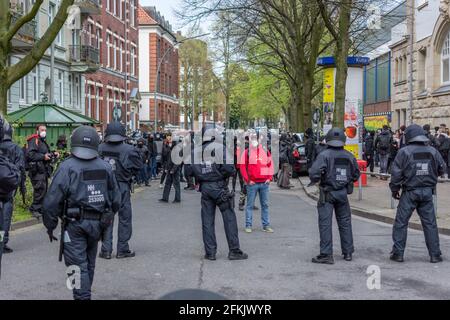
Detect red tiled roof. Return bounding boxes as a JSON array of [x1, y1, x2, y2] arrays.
[[138, 5, 157, 25]]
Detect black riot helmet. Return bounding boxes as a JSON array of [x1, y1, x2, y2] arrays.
[[71, 125, 100, 160], [325, 128, 346, 148], [405, 124, 429, 144], [104, 121, 126, 143]]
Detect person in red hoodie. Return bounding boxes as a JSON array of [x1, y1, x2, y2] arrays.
[[240, 132, 274, 233]]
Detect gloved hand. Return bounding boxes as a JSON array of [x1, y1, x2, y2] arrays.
[[392, 191, 401, 200], [47, 229, 58, 242]]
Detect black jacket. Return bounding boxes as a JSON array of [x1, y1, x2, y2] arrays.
[[99, 141, 143, 183], [305, 137, 316, 164], [185, 140, 235, 184], [42, 156, 121, 232], [375, 130, 393, 155], [26, 135, 52, 177], [309, 147, 360, 192], [389, 143, 446, 192]]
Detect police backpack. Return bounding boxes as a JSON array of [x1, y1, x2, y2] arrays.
[[0, 154, 20, 201]]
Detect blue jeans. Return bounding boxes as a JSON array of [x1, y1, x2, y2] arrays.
[[137, 166, 148, 184], [150, 157, 157, 178], [245, 183, 270, 228]]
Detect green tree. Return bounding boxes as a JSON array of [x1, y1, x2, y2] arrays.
[[0, 0, 75, 116]]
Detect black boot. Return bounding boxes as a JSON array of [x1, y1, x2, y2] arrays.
[[116, 250, 136, 259], [430, 255, 443, 263], [390, 253, 404, 262], [343, 253, 352, 261], [99, 252, 112, 260], [228, 249, 248, 261], [3, 245, 13, 254], [204, 254, 216, 261], [312, 254, 334, 264]]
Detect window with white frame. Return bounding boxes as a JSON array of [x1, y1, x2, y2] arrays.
[[130, 0, 135, 27], [19, 76, 26, 102], [68, 74, 73, 106], [131, 46, 135, 76], [96, 28, 100, 49], [107, 33, 111, 67], [120, 42, 123, 72], [442, 31, 450, 84], [58, 71, 64, 105], [96, 87, 100, 120], [31, 67, 38, 103], [87, 85, 92, 117], [75, 75, 80, 106], [114, 38, 117, 69]]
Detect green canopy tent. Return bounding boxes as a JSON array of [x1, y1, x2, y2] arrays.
[[7, 102, 99, 147]]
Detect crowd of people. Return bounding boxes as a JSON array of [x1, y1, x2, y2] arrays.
[[0, 115, 447, 299], [362, 123, 450, 178]]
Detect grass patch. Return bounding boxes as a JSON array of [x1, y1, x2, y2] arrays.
[[12, 177, 34, 223]]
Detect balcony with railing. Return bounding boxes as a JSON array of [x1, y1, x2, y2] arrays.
[[75, 0, 101, 15], [69, 45, 100, 73], [10, 9, 38, 52]]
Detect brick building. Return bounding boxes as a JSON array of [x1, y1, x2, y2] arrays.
[[82, 0, 140, 131], [138, 6, 180, 131]]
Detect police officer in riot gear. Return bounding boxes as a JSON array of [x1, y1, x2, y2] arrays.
[[0, 121, 25, 253], [42, 125, 121, 300], [98, 121, 143, 259], [390, 124, 446, 263], [309, 128, 360, 264], [26, 124, 60, 218], [0, 116, 20, 279], [185, 128, 248, 261]]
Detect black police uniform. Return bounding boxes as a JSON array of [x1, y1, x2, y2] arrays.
[[161, 141, 181, 202], [0, 123, 25, 252], [43, 126, 121, 300], [0, 117, 20, 279], [309, 128, 360, 264], [26, 133, 52, 217], [390, 124, 446, 263], [98, 122, 142, 258], [185, 136, 247, 261]]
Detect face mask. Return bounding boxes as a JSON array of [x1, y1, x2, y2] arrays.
[[252, 141, 259, 148], [138, 144, 143, 148], [39, 131, 47, 139]]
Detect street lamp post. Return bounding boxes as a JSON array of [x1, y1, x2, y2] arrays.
[[153, 33, 209, 132], [154, 44, 176, 131]]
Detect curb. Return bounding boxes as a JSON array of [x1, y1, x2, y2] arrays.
[[11, 218, 41, 231], [298, 179, 450, 236], [10, 185, 146, 232]]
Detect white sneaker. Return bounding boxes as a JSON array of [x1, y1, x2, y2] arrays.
[[245, 228, 252, 233]]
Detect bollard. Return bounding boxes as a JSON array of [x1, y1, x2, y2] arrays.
[[358, 175, 362, 201]]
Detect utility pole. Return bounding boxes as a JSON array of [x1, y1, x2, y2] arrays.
[[408, 0, 415, 125]]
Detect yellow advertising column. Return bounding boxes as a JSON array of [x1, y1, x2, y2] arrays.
[[317, 56, 370, 160]]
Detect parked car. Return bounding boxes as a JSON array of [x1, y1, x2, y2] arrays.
[[291, 134, 308, 178]]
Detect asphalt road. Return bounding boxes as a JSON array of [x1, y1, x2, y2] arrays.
[[1, 183, 450, 300]]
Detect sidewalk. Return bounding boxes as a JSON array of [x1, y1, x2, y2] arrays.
[[298, 175, 450, 235]]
